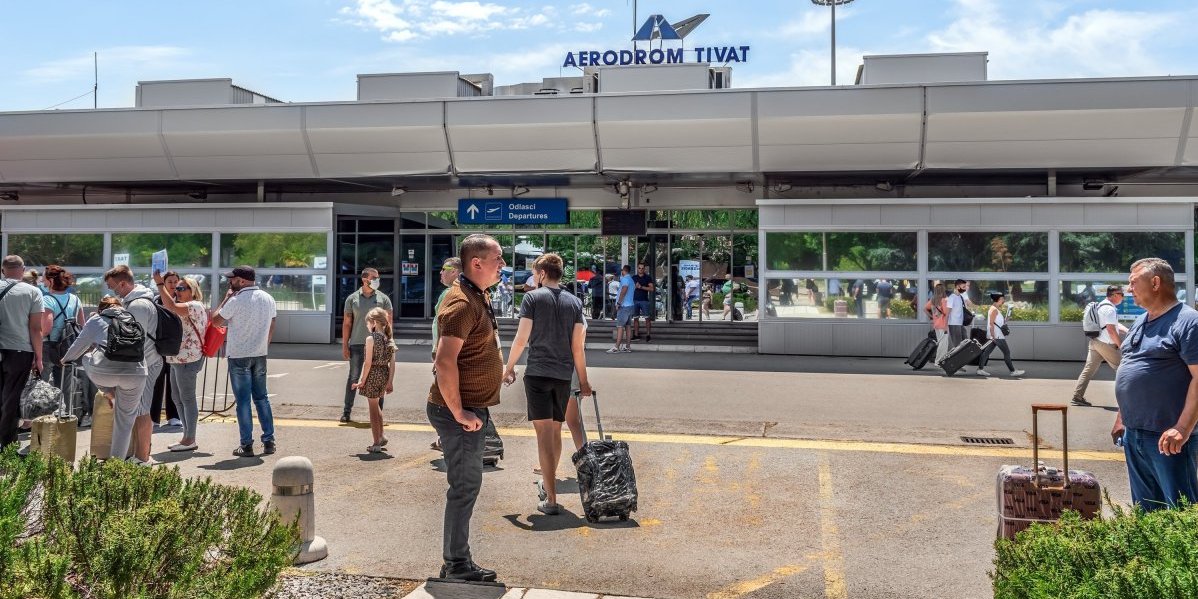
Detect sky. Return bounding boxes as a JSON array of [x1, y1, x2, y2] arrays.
[[2, 0, 1197, 112]]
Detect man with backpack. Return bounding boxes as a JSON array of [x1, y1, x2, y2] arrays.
[[1072, 285, 1127, 407], [105, 264, 175, 465], [0, 255, 44, 452]]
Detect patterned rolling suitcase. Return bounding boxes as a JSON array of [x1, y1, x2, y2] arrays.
[[904, 331, 938, 370], [997, 404, 1101, 540], [571, 391, 638, 523]]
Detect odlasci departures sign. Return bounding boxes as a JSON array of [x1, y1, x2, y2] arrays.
[[562, 14, 750, 68], [457, 198, 569, 225]]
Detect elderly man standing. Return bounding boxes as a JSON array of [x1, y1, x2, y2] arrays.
[[212, 265, 278, 458], [0, 255, 43, 451], [1113, 257, 1198, 511], [341, 267, 392, 423], [428, 234, 505, 582]]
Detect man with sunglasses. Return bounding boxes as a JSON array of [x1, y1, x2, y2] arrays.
[[341, 267, 393, 423], [1113, 258, 1198, 511], [428, 234, 505, 582]]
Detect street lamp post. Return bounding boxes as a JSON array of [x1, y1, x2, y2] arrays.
[[810, 0, 855, 86]]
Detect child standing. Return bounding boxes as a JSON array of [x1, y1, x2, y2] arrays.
[[351, 307, 396, 453]]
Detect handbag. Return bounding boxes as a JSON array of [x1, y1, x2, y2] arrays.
[[200, 322, 226, 358], [1000, 323, 1012, 336], [21, 371, 63, 420]]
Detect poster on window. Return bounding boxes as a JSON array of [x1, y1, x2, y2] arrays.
[[401, 262, 419, 276], [151, 250, 168, 275], [679, 260, 700, 281]]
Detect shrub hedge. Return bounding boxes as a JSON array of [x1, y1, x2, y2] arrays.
[[0, 448, 298, 599], [992, 501, 1198, 599]]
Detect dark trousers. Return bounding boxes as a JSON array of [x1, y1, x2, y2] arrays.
[[427, 402, 488, 565], [590, 296, 602, 320], [979, 338, 1015, 372], [0, 350, 35, 449], [948, 325, 967, 348], [343, 344, 363, 415], [1124, 428, 1198, 511], [149, 365, 178, 424]]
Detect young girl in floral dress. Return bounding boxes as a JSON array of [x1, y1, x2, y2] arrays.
[[351, 307, 396, 453]]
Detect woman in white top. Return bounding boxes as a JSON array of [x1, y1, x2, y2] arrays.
[[153, 271, 208, 452], [977, 291, 1026, 378]]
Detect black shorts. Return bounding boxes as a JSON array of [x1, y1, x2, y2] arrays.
[[524, 375, 571, 422]]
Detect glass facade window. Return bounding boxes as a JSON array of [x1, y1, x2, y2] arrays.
[[943, 279, 1050, 323], [765, 232, 917, 271], [111, 233, 213, 268], [928, 232, 1048, 273], [8, 234, 104, 267], [763, 278, 918, 320], [219, 233, 328, 269], [671, 210, 729, 230], [1060, 232, 1186, 274], [220, 275, 328, 311], [1058, 281, 1185, 322], [733, 209, 759, 230]]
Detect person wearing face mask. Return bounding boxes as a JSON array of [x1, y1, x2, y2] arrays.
[[946, 278, 970, 348], [340, 267, 393, 424]]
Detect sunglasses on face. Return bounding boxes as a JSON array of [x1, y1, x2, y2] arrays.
[[175, 285, 190, 292]]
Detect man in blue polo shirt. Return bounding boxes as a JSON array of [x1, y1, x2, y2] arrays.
[[1113, 257, 1198, 511]]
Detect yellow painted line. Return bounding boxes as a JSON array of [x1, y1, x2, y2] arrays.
[[203, 417, 1125, 461], [818, 456, 847, 599], [706, 564, 809, 599]]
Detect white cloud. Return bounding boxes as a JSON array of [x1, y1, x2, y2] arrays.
[[927, 0, 1177, 79], [23, 46, 192, 83], [570, 3, 610, 18], [574, 22, 602, 33], [735, 47, 864, 89], [343, 0, 556, 41]]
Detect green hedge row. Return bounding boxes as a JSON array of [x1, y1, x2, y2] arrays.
[[0, 448, 297, 599], [993, 502, 1198, 599]]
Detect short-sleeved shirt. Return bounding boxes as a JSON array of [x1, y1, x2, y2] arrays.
[[685, 279, 701, 297], [43, 291, 80, 342], [618, 275, 636, 307], [1093, 299, 1120, 345], [1115, 303, 1198, 433], [343, 288, 393, 346], [877, 281, 894, 299], [0, 280, 44, 352], [168, 300, 209, 365], [428, 280, 502, 409], [632, 274, 654, 302], [520, 287, 584, 381], [216, 286, 277, 359], [947, 293, 965, 326], [607, 280, 619, 299]]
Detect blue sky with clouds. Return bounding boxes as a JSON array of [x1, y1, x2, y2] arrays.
[[3, 0, 1196, 111]]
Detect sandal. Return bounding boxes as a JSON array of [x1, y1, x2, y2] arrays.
[[367, 444, 386, 454]]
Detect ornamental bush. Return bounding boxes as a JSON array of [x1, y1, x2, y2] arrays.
[[992, 501, 1198, 599], [0, 448, 298, 599]]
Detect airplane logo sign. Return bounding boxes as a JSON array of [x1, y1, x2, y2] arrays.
[[633, 15, 681, 41]]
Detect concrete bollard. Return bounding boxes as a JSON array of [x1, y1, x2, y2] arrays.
[[270, 456, 328, 564]]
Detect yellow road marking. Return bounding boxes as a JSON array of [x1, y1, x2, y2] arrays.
[[203, 417, 1125, 461], [818, 456, 847, 599], [706, 564, 809, 599]]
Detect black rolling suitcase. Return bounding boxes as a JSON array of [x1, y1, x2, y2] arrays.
[[941, 338, 992, 376], [904, 331, 938, 370], [482, 416, 504, 467], [571, 391, 638, 522]]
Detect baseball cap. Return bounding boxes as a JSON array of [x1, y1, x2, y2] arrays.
[[223, 265, 256, 281]]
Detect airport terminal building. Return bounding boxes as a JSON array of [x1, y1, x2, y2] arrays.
[[1, 53, 1197, 360]]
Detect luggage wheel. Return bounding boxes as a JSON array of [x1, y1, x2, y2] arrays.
[[619, 514, 629, 521]]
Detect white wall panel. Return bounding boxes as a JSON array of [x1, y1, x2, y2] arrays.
[[597, 93, 752, 172], [0, 111, 164, 160], [448, 97, 595, 173], [173, 155, 315, 179], [0, 158, 176, 183], [163, 106, 308, 156]]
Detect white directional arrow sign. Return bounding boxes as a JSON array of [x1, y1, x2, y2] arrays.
[[466, 204, 480, 220]]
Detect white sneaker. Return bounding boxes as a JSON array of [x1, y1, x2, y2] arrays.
[[127, 457, 154, 467], [976, 369, 991, 377], [1010, 370, 1026, 377], [606, 347, 620, 354], [621, 346, 633, 353], [167, 418, 183, 427]]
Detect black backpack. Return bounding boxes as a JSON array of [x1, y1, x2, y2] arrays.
[[48, 294, 83, 356], [99, 309, 146, 363], [131, 297, 184, 357]]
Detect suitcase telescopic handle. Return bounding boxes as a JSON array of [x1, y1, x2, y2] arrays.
[[572, 390, 603, 444], [1031, 404, 1069, 490]]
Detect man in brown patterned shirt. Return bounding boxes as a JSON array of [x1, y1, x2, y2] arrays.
[[428, 233, 505, 583]]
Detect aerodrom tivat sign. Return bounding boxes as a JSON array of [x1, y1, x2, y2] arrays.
[[562, 13, 750, 68]]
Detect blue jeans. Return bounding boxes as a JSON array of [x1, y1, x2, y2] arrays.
[[1123, 427, 1198, 511], [229, 356, 275, 447]]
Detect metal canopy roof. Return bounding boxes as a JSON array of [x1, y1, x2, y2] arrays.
[[1, 76, 1195, 186]]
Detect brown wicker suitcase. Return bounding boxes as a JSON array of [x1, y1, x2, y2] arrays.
[[996, 404, 1101, 540]]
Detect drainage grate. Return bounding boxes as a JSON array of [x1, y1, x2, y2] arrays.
[[961, 436, 1015, 445]]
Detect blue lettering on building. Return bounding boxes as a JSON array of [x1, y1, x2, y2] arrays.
[[458, 198, 569, 225], [563, 45, 747, 68]]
